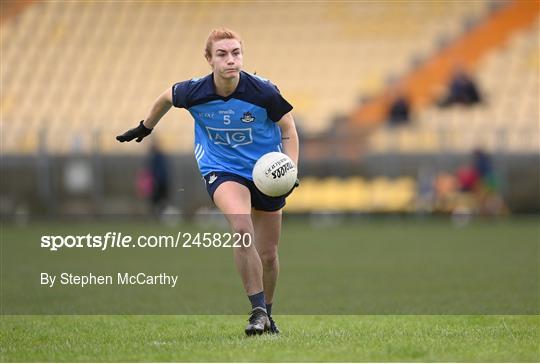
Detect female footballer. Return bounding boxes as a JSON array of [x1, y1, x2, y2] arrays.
[[117, 28, 299, 336]]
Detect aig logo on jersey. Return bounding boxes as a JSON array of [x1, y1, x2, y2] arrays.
[[240, 112, 255, 123], [206, 127, 253, 148]]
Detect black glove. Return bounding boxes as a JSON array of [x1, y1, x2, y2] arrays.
[[116, 120, 152, 143]]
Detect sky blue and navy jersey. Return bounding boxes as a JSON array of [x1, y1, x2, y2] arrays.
[[172, 71, 293, 180]]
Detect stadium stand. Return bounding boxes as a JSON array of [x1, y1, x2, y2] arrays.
[[2, 1, 490, 154], [369, 19, 539, 153]]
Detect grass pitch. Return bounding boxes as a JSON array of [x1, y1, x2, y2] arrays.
[[1, 315, 538, 362], [1, 216, 539, 361]]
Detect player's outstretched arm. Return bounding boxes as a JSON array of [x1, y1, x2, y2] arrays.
[[116, 87, 173, 143]]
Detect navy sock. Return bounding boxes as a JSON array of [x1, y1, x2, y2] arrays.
[[266, 303, 273, 317], [248, 291, 266, 310]]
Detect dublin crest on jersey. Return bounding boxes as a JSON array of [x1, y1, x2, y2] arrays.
[[240, 112, 255, 123]]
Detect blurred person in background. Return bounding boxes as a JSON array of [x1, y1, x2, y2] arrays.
[[433, 172, 459, 213], [471, 148, 507, 215], [135, 140, 171, 217], [148, 140, 170, 216], [387, 89, 411, 127], [456, 163, 480, 192], [438, 66, 483, 107], [453, 148, 507, 216], [473, 148, 494, 185]]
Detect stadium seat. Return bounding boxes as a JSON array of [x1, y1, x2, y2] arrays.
[[1, 1, 492, 154]]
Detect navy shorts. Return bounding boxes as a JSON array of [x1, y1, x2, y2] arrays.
[[203, 171, 286, 212]]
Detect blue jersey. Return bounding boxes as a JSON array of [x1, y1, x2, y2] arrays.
[[172, 71, 293, 180]]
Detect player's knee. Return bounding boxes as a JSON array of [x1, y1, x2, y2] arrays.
[[260, 250, 278, 268], [228, 214, 253, 235], [231, 223, 253, 237]]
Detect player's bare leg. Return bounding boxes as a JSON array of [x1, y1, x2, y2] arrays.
[[252, 209, 281, 303], [252, 208, 282, 334], [214, 182, 262, 294], [213, 181, 269, 335]]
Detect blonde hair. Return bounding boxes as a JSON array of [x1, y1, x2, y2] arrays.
[[205, 28, 243, 60]]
